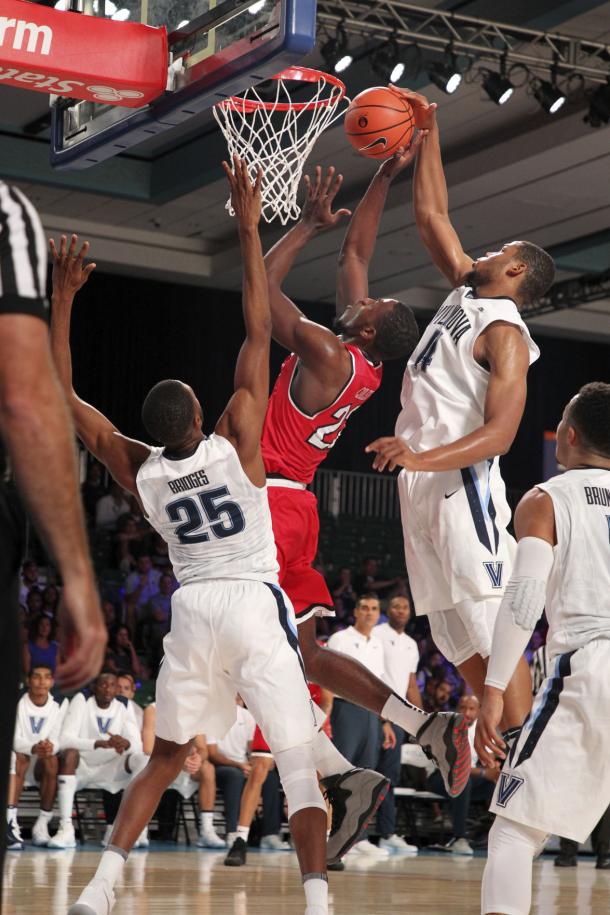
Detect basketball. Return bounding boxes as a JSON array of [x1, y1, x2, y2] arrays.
[[344, 86, 415, 159]]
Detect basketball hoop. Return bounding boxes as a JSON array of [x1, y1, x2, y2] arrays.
[[214, 67, 348, 225]]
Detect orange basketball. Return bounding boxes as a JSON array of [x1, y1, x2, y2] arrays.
[[344, 86, 415, 159]]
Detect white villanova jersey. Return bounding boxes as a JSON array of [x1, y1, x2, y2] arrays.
[[136, 434, 279, 586], [395, 287, 540, 450], [13, 694, 67, 755], [538, 467, 610, 658], [61, 693, 142, 760]]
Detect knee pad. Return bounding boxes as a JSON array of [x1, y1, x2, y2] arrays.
[[274, 744, 326, 819]]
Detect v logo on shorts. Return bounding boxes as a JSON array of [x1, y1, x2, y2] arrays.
[[483, 561, 504, 588], [29, 716, 45, 734], [97, 717, 112, 734], [496, 772, 524, 808]]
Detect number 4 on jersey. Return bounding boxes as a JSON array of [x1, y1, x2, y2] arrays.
[[307, 405, 353, 451], [414, 329, 442, 372]]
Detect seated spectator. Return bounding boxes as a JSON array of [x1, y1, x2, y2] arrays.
[[115, 670, 144, 731], [42, 584, 60, 619], [49, 671, 147, 849], [105, 624, 142, 679], [353, 557, 399, 599], [141, 705, 224, 847], [141, 573, 175, 667], [95, 480, 131, 531], [125, 555, 161, 625], [23, 614, 59, 676], [423, 677, 453, 714], [426, 695, 497, 855], [6, 665, 68, 850], [102, 599, 119, 631], [114, 514, 145, 573], [19, 559, 44, 610], [81, 461, 107, 524], [25, 588, 44, 619], [331, 567, 357, 626], [207, 701, 256, 842], [150, 532, 171, 571]]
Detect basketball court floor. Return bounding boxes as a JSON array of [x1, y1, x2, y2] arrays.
[[4, 847, 610, 914]]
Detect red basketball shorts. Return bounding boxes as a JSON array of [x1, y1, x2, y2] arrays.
[[250, 684, 326, 756], [267, 483, 334, 625]]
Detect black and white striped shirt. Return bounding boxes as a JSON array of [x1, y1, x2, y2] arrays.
[[0, 181, 48, 321]]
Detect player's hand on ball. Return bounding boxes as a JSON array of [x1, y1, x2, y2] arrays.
[[379, 131, 428, 180], [366, 436, 420, 472], [222, 154, 263, 228], [386, 86, 437, 130], [301, 165, 351, 231], [475, 687, 506, 768], [49, 234, 96, 302]]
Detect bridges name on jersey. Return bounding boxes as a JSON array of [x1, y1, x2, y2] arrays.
[[262, 344, 382, 484]]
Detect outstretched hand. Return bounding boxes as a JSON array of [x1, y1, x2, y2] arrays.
[[301, 165, 351, 231], [378, 130, 428, 181], [365, 436, 421, 472], [49, 234, 96, 301], [387, 86, 438, 130], [222, 155, 263, 228]]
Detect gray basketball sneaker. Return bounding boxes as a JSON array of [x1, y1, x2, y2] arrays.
[[415, 711, 470, 798], [322, 768, 390, 865]]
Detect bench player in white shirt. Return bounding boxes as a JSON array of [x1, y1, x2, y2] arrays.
[[49, 670, 147, 850], [476, 382, 610, 915], [7, 664, 67, 848], [367, 89, 555, 739], [50, 160, 330, 915]]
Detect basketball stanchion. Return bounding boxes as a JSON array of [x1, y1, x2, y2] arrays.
[[213, 67, 349, 225]]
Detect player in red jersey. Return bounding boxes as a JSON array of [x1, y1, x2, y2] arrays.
[[261, 149, 473, 859]]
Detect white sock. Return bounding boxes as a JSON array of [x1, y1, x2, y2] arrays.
[[7, 806, 17, 824], [311, 730, 352, 778], [57, 775, 76, 823], [381, 693, 429, 738], [38, 809, 53, 822], [200, 811, 214, 831], [236, 825, 249, 841], [93, 848, 127, 890], [303, 875, 328, 912]]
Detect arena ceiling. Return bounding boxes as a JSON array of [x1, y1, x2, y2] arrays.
[[1, 0, 610, 342]]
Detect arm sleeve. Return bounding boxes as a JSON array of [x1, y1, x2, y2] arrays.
[[485, 537, 555, 691], [61, 693, 97, 752]]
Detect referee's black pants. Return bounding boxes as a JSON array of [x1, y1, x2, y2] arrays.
[[0, 482, 26, 905]]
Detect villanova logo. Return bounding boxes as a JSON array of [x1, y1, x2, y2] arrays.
[[29, 716, 45, 735], [496, 772, 524, 808], [97, 717, 113, 734], [483, 561, 504, 588]]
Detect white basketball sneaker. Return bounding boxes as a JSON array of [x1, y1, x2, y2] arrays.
[[348, 839, 390, 858], [379, 834, 418, 853], [48, 821, 77, 849], [260, 834, 290, 850], [100, 825, 113, 848], [133, 827, 149, 848], [68, 878, 115, 915], [32, 817, 52, 846], [197, 826, 226, 848]]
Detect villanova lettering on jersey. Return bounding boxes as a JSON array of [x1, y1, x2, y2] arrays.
[[29, 716, 45, 735], [496, 772, 524, 807], [97, 716, 113, 734], [433, 300, 472, 344]]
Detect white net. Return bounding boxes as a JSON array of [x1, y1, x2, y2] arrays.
[[213, 71, 348, 225]]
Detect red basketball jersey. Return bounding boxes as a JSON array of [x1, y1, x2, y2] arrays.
[[261, 344, 382, 484]]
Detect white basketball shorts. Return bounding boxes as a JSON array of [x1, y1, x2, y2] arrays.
[[76, 751, 132, 794], [490, 639, 610, 843], [155, 578, 319, 751], [398, 458, 516, 614]]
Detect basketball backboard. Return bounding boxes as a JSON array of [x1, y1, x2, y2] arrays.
[[50, 0, 316, 170]]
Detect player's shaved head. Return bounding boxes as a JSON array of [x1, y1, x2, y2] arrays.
[[374, 300, 420, 361], [567, 382, 610, 458], [142, 379, 198, 448], [514, 241, 555, 305]]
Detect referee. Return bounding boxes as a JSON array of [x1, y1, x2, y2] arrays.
[[0, 181, 106, 900]]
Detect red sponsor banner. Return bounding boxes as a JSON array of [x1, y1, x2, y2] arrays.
[[0, 0, 167, 107]]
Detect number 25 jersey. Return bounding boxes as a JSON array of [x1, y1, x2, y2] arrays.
[[395, 287, 539, 451], [261, 344, 382, 484], [136, 434, 279, 587]]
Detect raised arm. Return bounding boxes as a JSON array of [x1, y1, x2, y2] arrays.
[[215, 157, 271, 486], [336, 132, 425, 313], [49, 235, 150, 496], [391, 88, 472, 287], [264, 166, 351, 375], [367, 322, 530, 472]]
